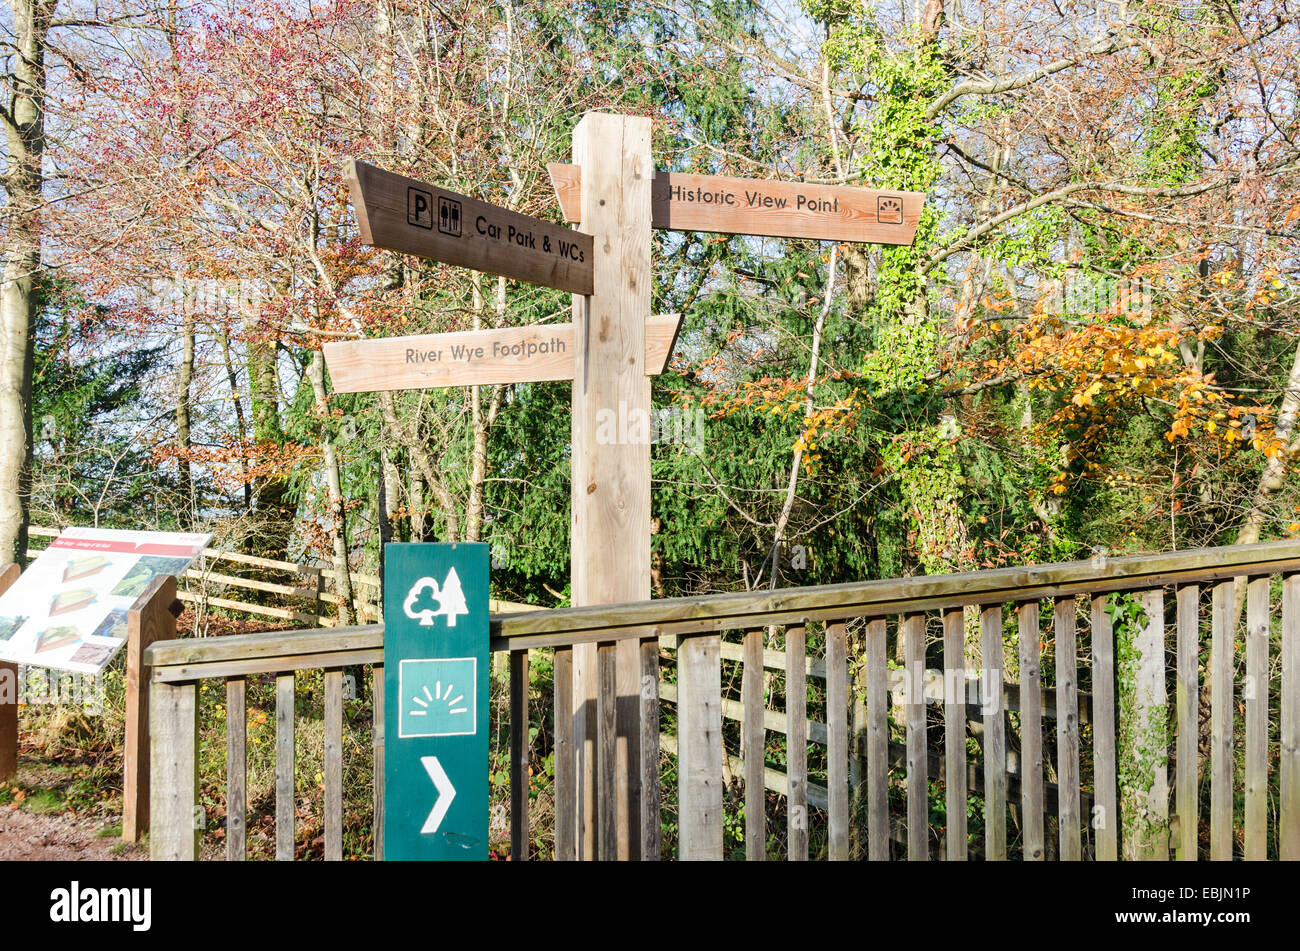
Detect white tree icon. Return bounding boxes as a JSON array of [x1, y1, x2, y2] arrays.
[[436, 567, 468, 626], [403, 568, 470, 627]]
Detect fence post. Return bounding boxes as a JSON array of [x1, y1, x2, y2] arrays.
[[149, 678, 200, 860], [124, 574, 180, 843], [676, 631, 722, 860], [0, 563, 21, 783], [1121, 588, 1170, 860]]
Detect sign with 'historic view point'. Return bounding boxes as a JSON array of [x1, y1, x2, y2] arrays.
[[547, 164, 925, 244]]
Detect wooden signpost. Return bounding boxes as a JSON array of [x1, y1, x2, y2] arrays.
[[548, 163, 925, 245], [347, 160, 594, 296], [323, 314, 680, 393], [330, 115, 925, 861]]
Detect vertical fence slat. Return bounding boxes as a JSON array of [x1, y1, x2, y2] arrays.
[[275, 672, 295, 861], [1128, 588, 1170, 861], [1281, 574, 1299, 859], [597, 642, 617, 861], [553, 646, 575, 861], [1018, 602, 1044, 860], [1055, 597, 1081, 860], [149, 680, 199, 860], [786, 624, 808, 861], [851, 649, 868, 854], [639, 636, 661, 861], [943, 606, 967, 861], [1091, 595, 1118, 861], [677, 632, 723, 860], [743, 629, 765, 861], [904, 612, 927, 861], [867, 617, 888, 860], [1175, 584, 1199, 861], [510, 648, 530, 862], [324, 669, 343, 861], [1245, 576, 1269, 861], [827, 621, 849, 861], [981, 604, 1006, 860], [225, 677, 246, 861], [1210, 581, 1234, 860], [372, 663, 384, 860]]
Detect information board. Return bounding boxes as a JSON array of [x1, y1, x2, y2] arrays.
[[0, 527, 210, 674]]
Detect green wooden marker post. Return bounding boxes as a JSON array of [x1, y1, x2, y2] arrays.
[[383, 542, 489, 860]]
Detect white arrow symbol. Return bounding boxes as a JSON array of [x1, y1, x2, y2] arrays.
[[420, 755, 456, 834]]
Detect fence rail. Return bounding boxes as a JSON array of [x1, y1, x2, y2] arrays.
[[144, 538, 1300, 860]]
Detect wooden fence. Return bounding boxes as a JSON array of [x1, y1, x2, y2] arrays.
[[144, 539, 1300, 860]]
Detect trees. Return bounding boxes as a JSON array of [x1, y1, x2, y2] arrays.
[[0, 0, 56, 564], [0, 0, 1294, 607]]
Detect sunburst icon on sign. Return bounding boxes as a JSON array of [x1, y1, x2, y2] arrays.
[[398, 657, 478, 738], [408, 680, 468, 720]]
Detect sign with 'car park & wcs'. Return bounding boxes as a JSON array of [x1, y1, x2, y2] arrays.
[[346, 160, 593, 295], [383, 543, 489, 860]]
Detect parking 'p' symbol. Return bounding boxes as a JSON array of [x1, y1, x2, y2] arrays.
[[408, 187, 434, 229]]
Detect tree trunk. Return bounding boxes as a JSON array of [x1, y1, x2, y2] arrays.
[[175, 307, 195, 523], [244, 334, 293, 557], [0, 0, 55, 566], [307, 351, 355, 626]]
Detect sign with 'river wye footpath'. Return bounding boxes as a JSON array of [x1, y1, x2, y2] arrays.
[[383, 542, 489, 861], [322, 313, 682, 392], [346, 159, 593, 294]]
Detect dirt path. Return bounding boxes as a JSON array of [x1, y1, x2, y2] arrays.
[[0, 806, 146, 861]]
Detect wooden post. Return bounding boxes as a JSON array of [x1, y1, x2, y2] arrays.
[[569, 112, 654, 860], [638, 636, 661, 860], [904, 612, 927, 861], [275, 672, 296, 860], [1091, 594, 1119, 861], [226, 677, 247, 861], [509, 648, 530, 861], [1017, 601, 1043, 860], [1281, 574, 1299, 859], [943, 607, 967, 861], [676, 632, 722, 860], [123, 573, 179, 843], [1209, 581, 1234, 859], [324, 668, 343, 861], [1122, 589, 1170, 860], [866, 617, 888, 860], [553, 647, 574, 861], [1244, 576, 1269, 860], [981, 605, 1007, 860], [742, 628, 765, 861], [786, 624, 808, 861], [149, 679, 200, 860], [1055, 597, 1081, 860], [0, 562, 20, 783], [1173, 584, 1199, 861], [826, 621, 848, 861]]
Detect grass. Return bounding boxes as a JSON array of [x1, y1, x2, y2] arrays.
[[25, 788, 67, 815]]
